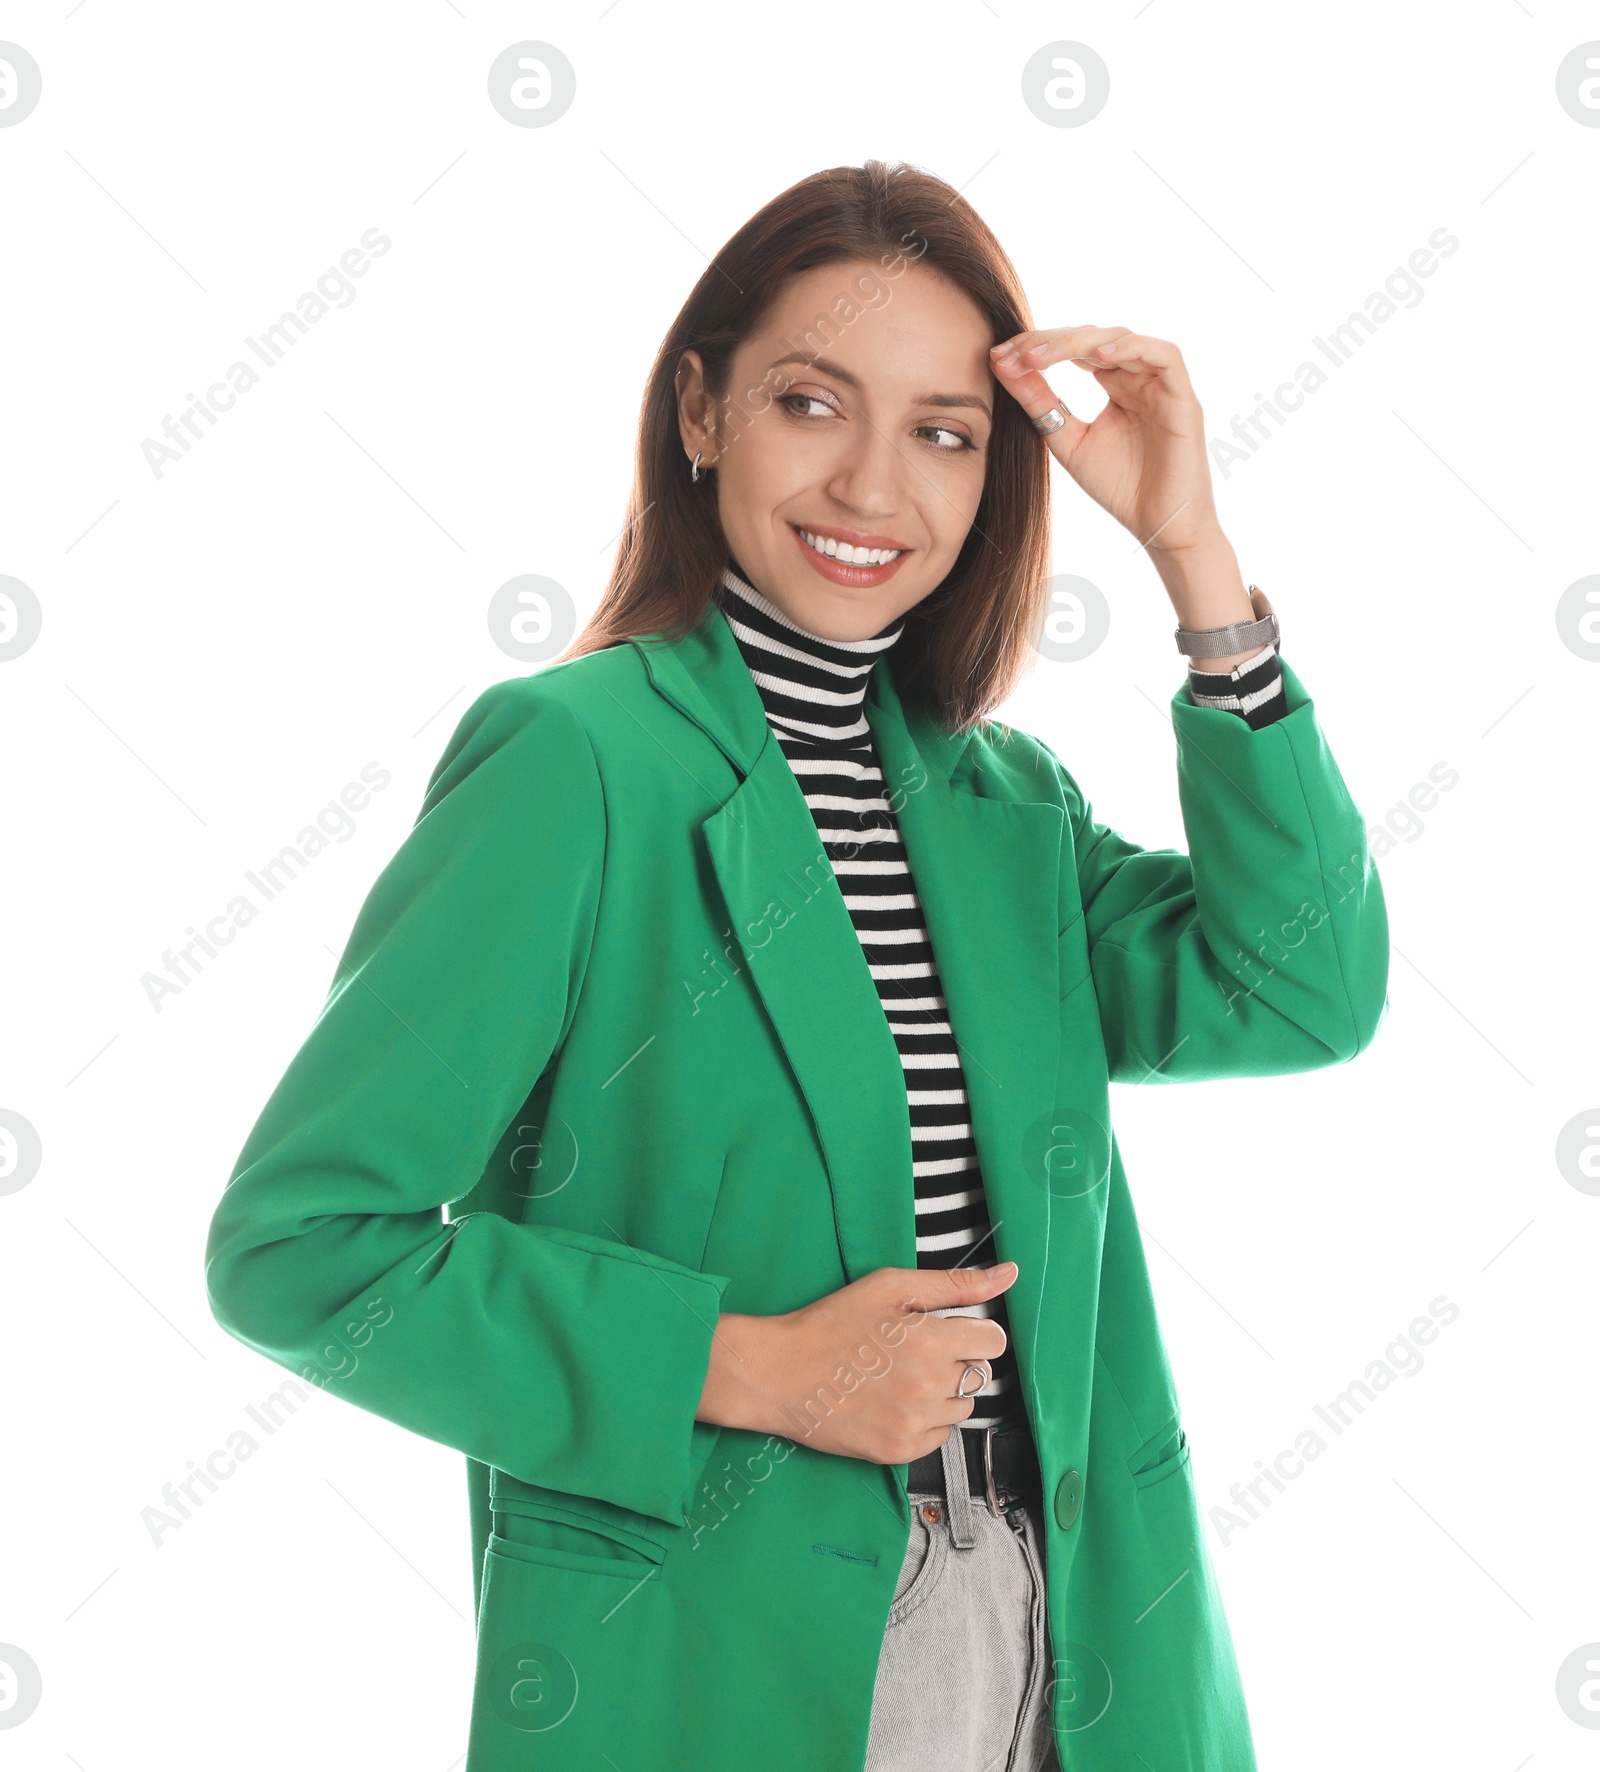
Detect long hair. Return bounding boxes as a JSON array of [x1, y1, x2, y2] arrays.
[[561, 158, 1052, 735]]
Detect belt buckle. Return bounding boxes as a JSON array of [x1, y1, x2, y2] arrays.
[[980, 1424, 1005, 1518]]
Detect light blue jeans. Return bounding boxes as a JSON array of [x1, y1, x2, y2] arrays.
[[864, 1425, 1060, 1772]]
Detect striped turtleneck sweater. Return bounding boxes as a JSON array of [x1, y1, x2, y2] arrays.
[[715, 560, 1290, 1435]]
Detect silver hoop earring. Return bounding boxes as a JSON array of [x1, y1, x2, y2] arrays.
[[690, 451, 705, 482]]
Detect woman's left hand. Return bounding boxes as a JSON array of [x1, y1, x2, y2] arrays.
[[990, 325, 1222, 560]]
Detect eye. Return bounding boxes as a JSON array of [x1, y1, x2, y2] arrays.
[[776, 392, 837, 420], [915, 423, 979, 453]]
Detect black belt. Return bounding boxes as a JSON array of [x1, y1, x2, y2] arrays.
[[906, 1420, 1043, 1517]]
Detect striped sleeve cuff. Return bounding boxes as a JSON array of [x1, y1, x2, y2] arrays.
[[1186, 643, 1288, 730]]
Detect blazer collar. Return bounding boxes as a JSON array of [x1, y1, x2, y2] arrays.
[[629, 593, 978, 784]]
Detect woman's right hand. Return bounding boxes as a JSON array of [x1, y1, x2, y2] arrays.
[[696, 1262, 1020, 1465]]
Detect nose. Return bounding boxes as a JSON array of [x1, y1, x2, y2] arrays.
[[825, 417, 914, 522]]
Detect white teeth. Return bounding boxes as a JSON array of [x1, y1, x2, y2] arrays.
[[798, 528, 904, 567]]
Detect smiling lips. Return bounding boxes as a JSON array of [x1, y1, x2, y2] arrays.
[[791, 523, 911, 585]]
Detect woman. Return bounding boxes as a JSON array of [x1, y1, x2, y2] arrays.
[[204, 160, 1388, 1771]]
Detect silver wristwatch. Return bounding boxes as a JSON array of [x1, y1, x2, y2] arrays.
[[1175, 584, 1279, 660]]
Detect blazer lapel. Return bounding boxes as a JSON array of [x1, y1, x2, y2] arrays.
[[632, 598, 1065, 1305]]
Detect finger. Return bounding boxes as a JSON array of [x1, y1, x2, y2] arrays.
[[1086, 331, 1177, 368], [918, 1307, 1009, 1364], [917, 1410, 973, 1454], [898, 1261, 1018, 1313], [993, 324, 1131, 374], [1087, 333, 1194, 398], [989, 353, 1090, 454], [958, 1326, 1009, 1367]]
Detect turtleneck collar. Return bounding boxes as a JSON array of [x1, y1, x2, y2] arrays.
[[716, 558, 906, 748]]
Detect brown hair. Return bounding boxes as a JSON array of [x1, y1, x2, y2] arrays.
[[561, 158, 1052, 735]]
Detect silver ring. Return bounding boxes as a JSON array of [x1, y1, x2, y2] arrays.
[[1032, 404, 1068, 436], [956, 1361, 990, 1399]]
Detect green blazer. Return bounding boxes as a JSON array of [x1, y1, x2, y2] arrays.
[[204, 595, 1388, 1770]]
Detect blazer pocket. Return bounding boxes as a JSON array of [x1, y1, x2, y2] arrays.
[[1127, 1413, 1191, 1492], [490, 1497, 667, 1581]]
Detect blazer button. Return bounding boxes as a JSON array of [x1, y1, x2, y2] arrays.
[[1053, 1468, 1084, 1530]]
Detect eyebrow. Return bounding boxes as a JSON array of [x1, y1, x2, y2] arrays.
[[765, 352, 993, 420]]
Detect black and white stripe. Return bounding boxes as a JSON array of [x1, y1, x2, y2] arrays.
[[714, 561, 1291, 1433], [1186, 641, 1286, 728], [717, 563, 1023, 1432]]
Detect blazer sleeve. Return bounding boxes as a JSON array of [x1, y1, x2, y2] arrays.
[[203, 680, 733, 1530], [1047, 654, 1390, 1083]]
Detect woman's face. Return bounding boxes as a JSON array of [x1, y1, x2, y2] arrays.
[[677, 259, 996, 642]]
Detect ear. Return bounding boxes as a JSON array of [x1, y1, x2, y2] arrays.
[[673, 349, 719, 464]]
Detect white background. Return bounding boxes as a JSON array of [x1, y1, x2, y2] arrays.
[[2, 3, 1596, 1766]]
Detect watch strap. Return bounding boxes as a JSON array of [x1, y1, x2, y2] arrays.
[[1175, 584, 1280, 659]]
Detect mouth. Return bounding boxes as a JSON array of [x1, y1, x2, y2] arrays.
[[789, 523, 911, 586]]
